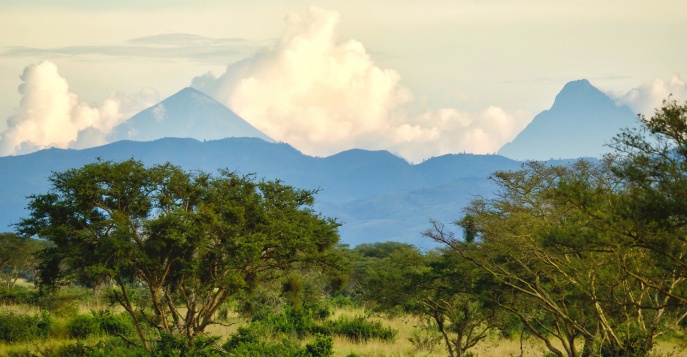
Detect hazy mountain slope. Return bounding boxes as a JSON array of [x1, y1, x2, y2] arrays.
[[335, 177, 498, 246], [109, 87, 273, 143], [2, 79, 635, 247], [498, 79, 638, 160], [0, 138, 519, 248]]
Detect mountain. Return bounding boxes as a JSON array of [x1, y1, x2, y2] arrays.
[[0, 138, 521, 248], [498, 79, 639, 161], [9, 82, 637, 247], [109, 87, 273, 143]]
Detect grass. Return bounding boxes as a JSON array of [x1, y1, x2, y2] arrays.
[[0, 298, 685, 357], [322, 306, 540, 356]]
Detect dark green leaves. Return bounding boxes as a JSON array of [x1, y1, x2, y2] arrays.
[[17, 159, 341, 348]]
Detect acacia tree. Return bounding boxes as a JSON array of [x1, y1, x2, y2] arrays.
[[427, 159, 685, 357], [355, 242, 500, 357], [610, 98, 687, 305], [17, 159, 340, 351], [418, 250, 503, 357], [427, 163, 603, 357], [0, 233, 45, 288]]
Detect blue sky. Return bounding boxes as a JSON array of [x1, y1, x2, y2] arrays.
[[0, 1, 685, 161]]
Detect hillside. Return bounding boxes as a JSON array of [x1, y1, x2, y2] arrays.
[[0, 138, 521, 248], [498, 79, 639, 160]]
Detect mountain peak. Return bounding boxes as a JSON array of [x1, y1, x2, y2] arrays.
[[552, 79, 612, 111], [172, 87, 212, 100], [561, 78, 593, 90], [178, 86, 201, 94], [497, 79, 638, 161], [109, 87, 273, 143]]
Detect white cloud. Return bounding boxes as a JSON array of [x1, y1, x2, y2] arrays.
[[193, 6, 528, 162], [616, 75, 687, 116], [0, 61, 158, 156]]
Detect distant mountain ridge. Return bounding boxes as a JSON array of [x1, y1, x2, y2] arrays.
[[498, 79, 639, 160], [109, 87, 273, 143], [0, 80, 635, 247], [0, 138, 522, 248]]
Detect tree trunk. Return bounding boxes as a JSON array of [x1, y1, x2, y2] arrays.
[[116, 277, 150, 351]]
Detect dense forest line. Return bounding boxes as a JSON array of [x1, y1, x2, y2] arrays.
[[0, 99, 686, 356]]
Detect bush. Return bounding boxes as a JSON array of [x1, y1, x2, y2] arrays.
[[0, 285, 37, 305], [150, 333, 224, 357], [67, 314, 100, 339], [328, 294, 357, 308], [7, 351, 40, 357], [41, 342, 92, 357], [0, 311, 51, 342], [223, 325, 265, 351], [268, 306, 324, 338], [324, 315, 397, 343], [47, 338, 148, 357], [298, 334, 334, 357], [224, 339, 297, 357], [223, 325, 297, 356], [92, 310, 132, 336], [223, 326, 331, 357], [35, 286, 93, 317]]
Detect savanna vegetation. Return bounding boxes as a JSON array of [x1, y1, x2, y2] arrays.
[[1, 99, 687, 356]]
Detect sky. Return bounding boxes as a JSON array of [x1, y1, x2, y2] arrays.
[[0, 0, 685, 162]]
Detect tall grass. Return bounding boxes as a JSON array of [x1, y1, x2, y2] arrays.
[[0, 294, 683, 357]]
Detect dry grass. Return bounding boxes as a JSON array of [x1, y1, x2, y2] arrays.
[[326, 307, 543, 357], [0, 301, 684, 357], [322, 307, 685, 357]]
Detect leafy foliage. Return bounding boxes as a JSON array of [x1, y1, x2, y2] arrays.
[[0, 311, 51, 343], [222, 325, 333, 357], [0, 233, 46, 288], [323, 315, 397, 342], [17, 159, 341, 351], [424, 99, 687, 357]]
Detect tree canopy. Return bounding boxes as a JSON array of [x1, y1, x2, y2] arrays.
[[0, 232, 46, 288], [425, 99, 687, 357], [17, 159, 341, 351]]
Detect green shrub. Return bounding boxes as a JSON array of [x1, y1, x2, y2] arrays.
[[7, 350, 40, 357], [224, 325, 334, 357], [298, 334, 334, 357], [41, 342, 92, 357], [149, 333, 224, 357], [224, 339, 296, 357], [268, 306, 324, 338], [0, 311, 51, 342], [92, 310, 132, 336], [69, 338, 148, 357], [309, 302, 332, 321], [67, 313, 100, 339], [0, 285, 37, 305], [324, 315, 397, 343], [223, 326, 264, 351], [36, 286, 93, 317], [328, 294, 357, 308], [223, 325, 300, 357]]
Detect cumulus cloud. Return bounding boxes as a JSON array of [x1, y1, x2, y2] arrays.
[[616, 75, 687, 116], [0, 61, 158, 155], [193, 7, 528, 162]]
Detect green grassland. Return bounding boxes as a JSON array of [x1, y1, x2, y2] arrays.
[[0, 283, 684, 357]]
